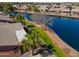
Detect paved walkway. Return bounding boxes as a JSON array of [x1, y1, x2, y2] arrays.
[[34, 22, 79, 57]]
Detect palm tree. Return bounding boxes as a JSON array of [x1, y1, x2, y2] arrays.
[[24, 30, 44, 56], [21, 39, 28, 52], [22, 27, 44, 56], [33, 31, 44, 47], [26, 32, 36, 56], [21, 37, 33, 56]]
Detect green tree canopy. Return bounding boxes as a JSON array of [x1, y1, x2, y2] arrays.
[[2, 3, 16, 14], [15, 14, 25, 22], [27, 4, 39, 12]]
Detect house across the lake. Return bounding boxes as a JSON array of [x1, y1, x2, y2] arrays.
[[0, 15, 26, 57]]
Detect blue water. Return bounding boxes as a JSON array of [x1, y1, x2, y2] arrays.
[[9, 12, 79, 51], [9, 12, 19, 16], [9, 12, 32, 21], [48, 17, 79, 51], [23, 13, 32, 21]]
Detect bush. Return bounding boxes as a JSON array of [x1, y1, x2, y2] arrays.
[[27, 24, 35, 28], [21, 45, 29, 54], [15, 14, 25, 22]]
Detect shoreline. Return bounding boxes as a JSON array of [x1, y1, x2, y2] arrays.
[[27, 12, 79, 19], [47, 26, 79, 54], [31, 21, 79, 57]]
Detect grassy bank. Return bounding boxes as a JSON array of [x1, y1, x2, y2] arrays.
[[32, 27, 67, 57], [22, 19, 67, 57]]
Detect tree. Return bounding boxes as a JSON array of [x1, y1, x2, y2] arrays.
[[2, 3, 16, 14], [32, 4, 39, 12], [21, 38, 32, 54], [21, 29, 44, 56], [0, 4, 3, 11], [27, 4, 39, 12], [21, 39, 28, 53], [15, 14, 25, 22], [22, 26, 43, 55], [2, 3, 10, 14]]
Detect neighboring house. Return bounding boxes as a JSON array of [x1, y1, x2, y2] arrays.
[[0, 15, 26, 57], [0, 15, 15, 23]]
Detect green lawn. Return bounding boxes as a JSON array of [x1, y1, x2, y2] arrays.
[[32, 27, 67, 57], [22, 20, 67, 57]]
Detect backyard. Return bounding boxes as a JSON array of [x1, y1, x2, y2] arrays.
[[21, 19, 67, 57]]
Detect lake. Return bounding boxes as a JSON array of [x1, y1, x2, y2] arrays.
[[29, 14, 79, 52], [48, 17, 79, 51], [10, 12, 79, 51]]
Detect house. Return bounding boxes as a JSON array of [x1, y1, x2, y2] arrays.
[[0, 15, 27, 57], [0, 15, 15, 23]]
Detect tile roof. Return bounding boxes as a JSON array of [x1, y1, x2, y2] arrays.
[[0, 22, 23, 46], [0, 15, 14, 22]]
